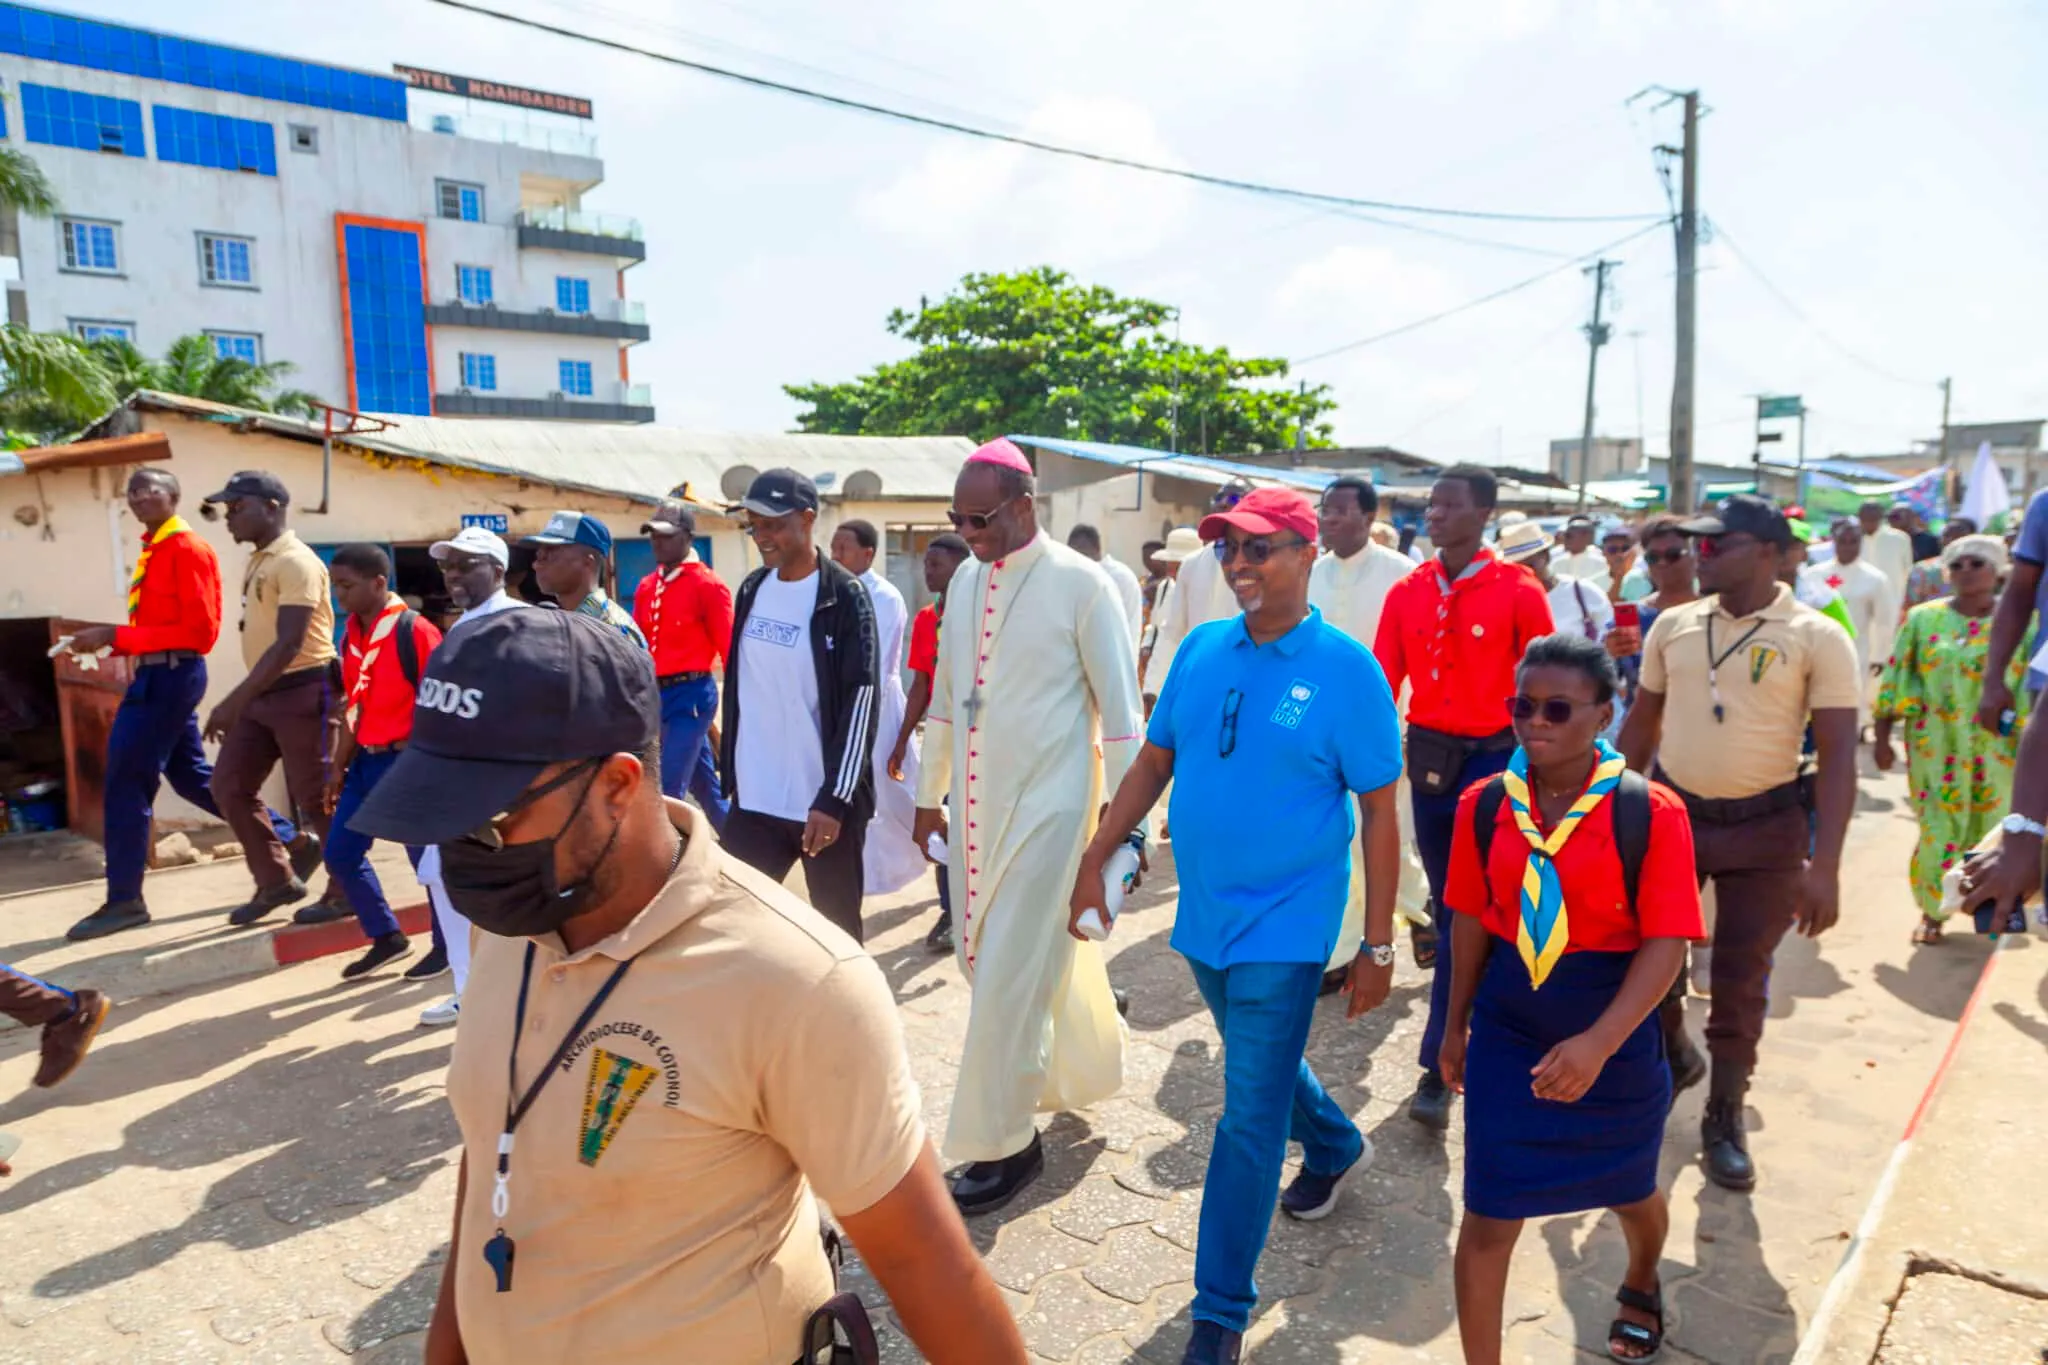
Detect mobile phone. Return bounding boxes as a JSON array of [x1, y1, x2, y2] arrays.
[[1613, 603, 1641, 630]]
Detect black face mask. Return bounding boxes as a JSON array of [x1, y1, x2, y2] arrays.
[[438, 765, 623, 938]]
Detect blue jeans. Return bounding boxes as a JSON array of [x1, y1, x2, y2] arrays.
[[658, 675, 728, 833], [1413, 744, 1515, 1074], [104, 658, 296, 903], [1186, 957, 1363, 1333], [323, 748, 421, 939]]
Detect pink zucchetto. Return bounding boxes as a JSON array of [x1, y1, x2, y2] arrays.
[[967, 437, 1033, 473]]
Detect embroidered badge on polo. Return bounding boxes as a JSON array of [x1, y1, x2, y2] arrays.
[[1271, 679, 1319, 730], [579, 1048, 657, 1167], [1748, 643, 1783, 684]]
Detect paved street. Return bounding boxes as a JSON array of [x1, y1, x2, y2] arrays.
[[0, 762, 1996, 1363]]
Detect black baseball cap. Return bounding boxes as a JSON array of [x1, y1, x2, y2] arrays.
[[640, 498, 695, 536], [202, 470, 290, 506], [1676, 494, 1792, 548], [347, 608, 659, 845], [735, 467, 818, 517]]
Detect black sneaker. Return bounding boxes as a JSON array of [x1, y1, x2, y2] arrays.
[[1280, 1137, 1372, 1221], [292, 896, 353, 926], [1181, 1320, 1242, 1365], [924, 913, 953, 954], [287, 831, 324, 883], [66, 899, 150, 942], [227, 879, 308, 927], [342, 933, 411, 980], [1409, 1069, 1453, 1131], [404, 943, 450, 981]]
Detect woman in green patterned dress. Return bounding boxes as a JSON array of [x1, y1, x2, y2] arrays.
[[1873, 534, 2031, 944]]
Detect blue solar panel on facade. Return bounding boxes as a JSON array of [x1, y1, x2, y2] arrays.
[[151, 105, 277, 174], [0, 4, 407, 121], [343, 223, 431, 416], [21, 82, 143, 155]]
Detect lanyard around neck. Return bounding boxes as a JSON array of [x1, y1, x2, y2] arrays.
[[1704, 613, 1767, 724]]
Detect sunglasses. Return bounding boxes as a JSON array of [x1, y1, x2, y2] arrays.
[[462, 757, 604, 850], [1642, 546, 1692, 566], [1950, 556, 1992, 572], [1696, 532, 1759, 559], [946, 495, 1023, 532], [1507, 695, 1603, 725], [1213, 534, 1308, 566], [1220, 688, 1243, 758]]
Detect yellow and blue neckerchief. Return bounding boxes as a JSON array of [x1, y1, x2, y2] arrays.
[[1499, 737, 1627, 989]]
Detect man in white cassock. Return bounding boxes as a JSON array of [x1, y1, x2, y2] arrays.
[[830, 518, 929, 895], [1812, 517, 1899, 728], [1305, 475, 1436, 987], [914, 438, 1143, 1215], [1066, 523, 1144, 652], [1150, 480, 1252, 685]]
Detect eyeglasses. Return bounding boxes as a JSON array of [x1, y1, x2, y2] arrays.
[[1506, 695, 1602, 725], [462, 757, 603, 850], [947, 496, 1021, 532], [1213, 535, 1308, 566], [1220, 688, 1243, 758], [1642, 547, 1692, 566]]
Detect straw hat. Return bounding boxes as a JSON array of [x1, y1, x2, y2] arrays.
[[1494, 520, 1554, 564], [1153, 527, 1206, 563]]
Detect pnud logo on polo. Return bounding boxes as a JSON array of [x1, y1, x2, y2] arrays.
[[1271, 678, 1319, 730]]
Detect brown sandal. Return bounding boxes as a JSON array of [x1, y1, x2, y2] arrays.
[[1911, 919, 1944, 946]]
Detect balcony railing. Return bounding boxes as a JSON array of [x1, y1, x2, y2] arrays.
[[517, 207, 642, 242], [418, 111, 598, 159], [437, 383, 654, 423]]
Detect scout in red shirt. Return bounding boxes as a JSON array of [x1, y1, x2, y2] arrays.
[[632, 498, 733, 830], [321, 544, 442, 981], [62, 469, 315, 944], [1370, 466, 1554, 1132], [1437, 633, 1699, 1365], [889, 534, 971, 952]]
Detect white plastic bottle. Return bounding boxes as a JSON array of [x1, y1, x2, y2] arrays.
[[1077, 845, 1141, 941]]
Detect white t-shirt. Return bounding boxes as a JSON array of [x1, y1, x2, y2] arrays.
[[1548, 575, 1616, 643], [736, 570, 824, 823]]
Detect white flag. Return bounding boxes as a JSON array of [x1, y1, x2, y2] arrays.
[[1960, 441, 2011, 529]]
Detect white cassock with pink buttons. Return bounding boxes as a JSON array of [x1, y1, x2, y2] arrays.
[[916, 531, 1143, 1163]]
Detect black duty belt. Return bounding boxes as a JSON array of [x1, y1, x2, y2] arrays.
[[658, 671, 714, 686], [359, 741, 407, 754], [1661, 775, 1806, 826]]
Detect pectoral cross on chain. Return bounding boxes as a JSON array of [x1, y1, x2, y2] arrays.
[[963, 684, 985, 730]]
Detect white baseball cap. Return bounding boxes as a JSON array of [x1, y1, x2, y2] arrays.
[[429, 525, 510, 567]]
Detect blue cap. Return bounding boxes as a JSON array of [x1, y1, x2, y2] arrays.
[[525, 510, 613, 555]]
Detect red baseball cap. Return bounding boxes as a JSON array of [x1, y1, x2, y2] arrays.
[[1199, 486, 1319, 545]]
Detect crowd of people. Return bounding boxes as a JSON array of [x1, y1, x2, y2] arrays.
[[5, 443, 2045, 1365]]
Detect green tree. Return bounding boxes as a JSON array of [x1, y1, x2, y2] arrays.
[[784, 267, 1335, 451], [93, 334, 318, 416]]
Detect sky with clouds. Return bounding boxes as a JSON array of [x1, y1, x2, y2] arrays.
[[63, 0, 2048, 469]]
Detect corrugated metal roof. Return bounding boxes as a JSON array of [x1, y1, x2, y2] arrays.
[[109, 393, 973, 505]]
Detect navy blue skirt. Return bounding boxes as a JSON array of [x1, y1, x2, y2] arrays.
[[1463, 945, 1669, 1220]]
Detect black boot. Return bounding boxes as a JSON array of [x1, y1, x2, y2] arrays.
[[1701, 1061, 1755, 1191]]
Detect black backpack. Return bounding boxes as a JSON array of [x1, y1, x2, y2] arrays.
[[1474, 768, 1652, 911], [392, 609, 422, 687]]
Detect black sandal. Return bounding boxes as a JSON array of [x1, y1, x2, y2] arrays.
[[1409, 918, 1439, 970], [1608, 1282, 1664, 1362]]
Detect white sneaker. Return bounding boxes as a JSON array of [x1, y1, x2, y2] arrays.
[[419, 997, 461, 1028], [1689, 946, 1713, 998]]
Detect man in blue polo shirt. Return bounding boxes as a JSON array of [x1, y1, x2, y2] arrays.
[[1072, 486, 1404, 1365]]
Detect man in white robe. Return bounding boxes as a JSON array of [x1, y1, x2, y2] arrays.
[[914, 439, 1142, 1214], [1141, 527, 1204, 699], [1860, 499, 1914, 602], [1067, 523, 1144, 650], [1305, 475, 1432, 983], [1150, 482, 1250, 687], [830, 519, 928, 896], [1813, 518, 1899, 726]]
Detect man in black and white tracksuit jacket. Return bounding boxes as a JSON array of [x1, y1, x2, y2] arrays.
[[720, 468, 881, 942]]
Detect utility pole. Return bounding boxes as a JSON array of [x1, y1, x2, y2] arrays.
[[1937, 377, 1956, 509], [1664, 90, 1700, 512], [1574, 260, 1617, 510]]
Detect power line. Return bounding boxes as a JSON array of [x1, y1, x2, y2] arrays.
[[427, 0, 1670, 226], [1710, 222, 1937, 389], [1289, 220, 1669, 367]]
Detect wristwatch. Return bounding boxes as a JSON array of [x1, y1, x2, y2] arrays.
[[1362, 943, 1397, 968], [2000, 813, 2048, 839]]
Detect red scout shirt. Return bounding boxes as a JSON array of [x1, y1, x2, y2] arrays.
[[343, 604, 443, 748], [112, 522, 222, 656], [633, 559, 734, 678], [907, 603, 939, 681], [1445, 777, 1705, 952], [1372, 548, 1554, 736]]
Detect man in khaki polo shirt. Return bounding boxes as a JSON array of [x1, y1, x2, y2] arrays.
[[348, 609, 1025, 1365], [200, 471, 340, 927], [1620, 495, 1860, 1194]]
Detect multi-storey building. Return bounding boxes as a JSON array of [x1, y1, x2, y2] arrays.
[[0, 2, 652, 422]]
